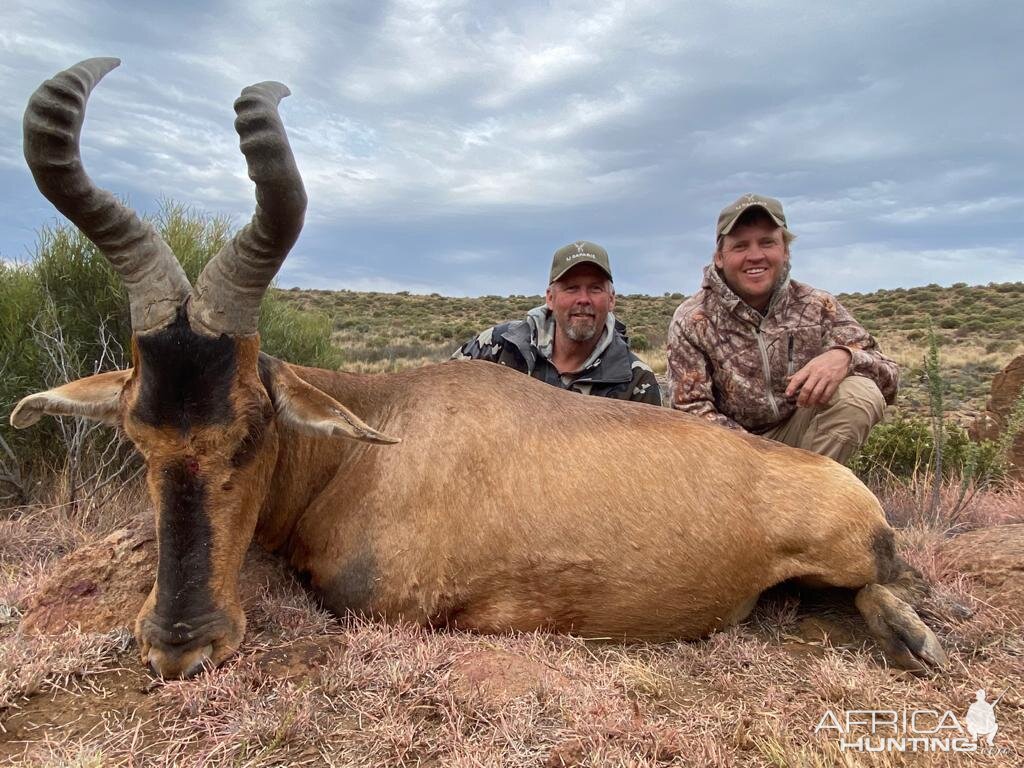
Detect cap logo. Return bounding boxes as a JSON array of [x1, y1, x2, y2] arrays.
[[564, 242, 596, 262], [735, 194, 761, 212]]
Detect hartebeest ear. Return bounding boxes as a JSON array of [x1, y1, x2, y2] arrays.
[[261, 358, 400, 445], [10, 369, 132, 429]]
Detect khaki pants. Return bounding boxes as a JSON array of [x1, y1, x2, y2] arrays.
[[762, 376, 885, 464]]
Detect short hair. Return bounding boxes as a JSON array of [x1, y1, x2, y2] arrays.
[[716, 207, 796, 253]]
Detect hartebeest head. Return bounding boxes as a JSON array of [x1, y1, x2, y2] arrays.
[[11, 58, 397, 678]]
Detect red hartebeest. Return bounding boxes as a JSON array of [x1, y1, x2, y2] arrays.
[[12, 59, 946, 679]]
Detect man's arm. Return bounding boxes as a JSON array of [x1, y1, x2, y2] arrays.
[[666, 315, 745, 430], [827, 299, 900, 404], [451, 325, 503, 363], [628, 362, 663, 406]]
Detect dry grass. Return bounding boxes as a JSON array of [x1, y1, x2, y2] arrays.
[[881, 333, 1024, 418], [883, 335, 1023, 373], [634, 350, 668, 376], [1, 480, 1022, 766]]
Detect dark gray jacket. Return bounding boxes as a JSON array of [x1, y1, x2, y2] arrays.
[[452, 306, 661, 405]]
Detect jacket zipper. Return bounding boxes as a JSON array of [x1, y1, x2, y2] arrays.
[[754, 324, 780, 420]]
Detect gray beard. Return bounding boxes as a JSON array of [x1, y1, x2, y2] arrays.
[[565, 318, 598, 342]]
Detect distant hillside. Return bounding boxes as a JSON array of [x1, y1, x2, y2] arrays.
[[275, 281, 1024, 419]]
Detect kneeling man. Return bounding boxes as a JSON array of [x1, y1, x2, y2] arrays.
[[667, 194, 898, 462], [454, 241, 661, 405]]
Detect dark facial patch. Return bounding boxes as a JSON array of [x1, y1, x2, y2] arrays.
[[322, 549, 378, 616], [871, 527, 899, 584], [151, 458, 217, 646], [133, 311, 238, 430]]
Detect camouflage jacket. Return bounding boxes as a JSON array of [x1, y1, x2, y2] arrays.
[[452, 306, 662, 405], [667, 265, 899, 433]]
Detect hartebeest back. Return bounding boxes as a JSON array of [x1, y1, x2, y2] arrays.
[[12, 59, 946, 679]]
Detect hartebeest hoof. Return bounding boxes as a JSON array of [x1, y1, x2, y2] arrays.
[[855, 584, 948, 673]]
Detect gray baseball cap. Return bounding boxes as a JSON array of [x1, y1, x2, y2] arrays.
[[717, 193, 788, 237], [549, 240, 613, 283]]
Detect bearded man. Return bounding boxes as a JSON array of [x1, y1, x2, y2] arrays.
[[452, 241, 661, 404], [667, 194, 898, 462]]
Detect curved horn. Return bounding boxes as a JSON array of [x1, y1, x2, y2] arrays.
[[23, 58, 192, 332], [191, 82, 307, 336]]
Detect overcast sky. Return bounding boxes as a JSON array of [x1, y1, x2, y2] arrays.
[[2, 0, 1022, 297]]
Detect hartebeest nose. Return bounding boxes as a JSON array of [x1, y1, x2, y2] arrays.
[[140, 609, 236, 679], [147, 643, 214, 679]]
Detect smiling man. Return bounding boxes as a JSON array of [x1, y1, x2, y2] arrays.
[[666, 194, 898, 462], [452, 241, 661, 404]]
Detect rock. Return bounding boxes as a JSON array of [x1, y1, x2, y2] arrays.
[[20, 516, 293, 635], [938, 524, 1024, 620], [20, 518, 157, 635], [971, 354, 1024, 478]]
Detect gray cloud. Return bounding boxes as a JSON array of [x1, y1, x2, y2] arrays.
[[1, 0, 1021, 298]]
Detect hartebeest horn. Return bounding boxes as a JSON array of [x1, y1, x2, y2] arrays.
[[191, 82, 307, 337], [23, 58, 192, 333]]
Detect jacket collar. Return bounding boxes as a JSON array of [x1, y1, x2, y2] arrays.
[[702, 262, 792, 323]]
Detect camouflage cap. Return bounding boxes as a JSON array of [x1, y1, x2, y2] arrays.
[[717, 193, 788, 238], [549, 240, 613, 283]]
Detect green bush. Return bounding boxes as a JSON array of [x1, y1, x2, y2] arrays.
[[630, 333, 650, 351], [851, 320, 1018, 521], [157, 202, 232, 283], [31, 228, 134, 379], [985, 340, 1013, 354], [956, 319, 986, 335], [849, 416, 1002, 484], [0, 264, 48, 471], [260, 297, 341, 371]]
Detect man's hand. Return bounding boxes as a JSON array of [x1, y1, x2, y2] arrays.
[[785, 348, 852, 407]]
